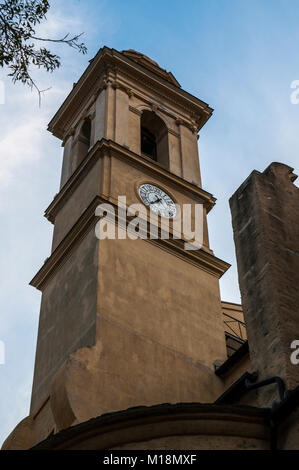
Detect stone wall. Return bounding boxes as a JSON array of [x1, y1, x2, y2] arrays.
[[230, 162, 299, 407]]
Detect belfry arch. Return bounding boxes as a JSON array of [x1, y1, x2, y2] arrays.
[[76, 117, 91, 166], [140, 110, 169, 168]]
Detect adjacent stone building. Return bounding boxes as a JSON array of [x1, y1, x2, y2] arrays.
[[2, 48, 299, 450]]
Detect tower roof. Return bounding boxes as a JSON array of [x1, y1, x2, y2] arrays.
[[121, 49, 181, 87], [48, 46, 213, 140]]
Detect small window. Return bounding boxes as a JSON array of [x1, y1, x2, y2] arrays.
[[81, 119, 91, 145], [76, 118, 91, 165]]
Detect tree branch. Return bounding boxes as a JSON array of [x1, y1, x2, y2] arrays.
[[30, 32, 87, 53], [0, 0, 87, 103]]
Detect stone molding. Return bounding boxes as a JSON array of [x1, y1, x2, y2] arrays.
[[45, 139, 216, 224], [30, 196, 102, 290], [32, 402, 269, 450], [48, 47, 213, 140], [32, 196, 229, 292], [129, 105, 142, 116]]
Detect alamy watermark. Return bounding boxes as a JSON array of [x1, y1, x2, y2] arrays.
[[290, 340, 299, 365], [290, 80, 299, 104], [95, 196, 204, 251]]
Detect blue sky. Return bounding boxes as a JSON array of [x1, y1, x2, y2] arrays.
[[1, 0, 299, 445]]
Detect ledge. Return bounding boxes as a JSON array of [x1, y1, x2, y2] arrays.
[[32, 401, 270, 450], [48, 47, 213, 140], [215, 341, 249, 377], [32, 195, 230, 291], [45, 138, 217, 224]]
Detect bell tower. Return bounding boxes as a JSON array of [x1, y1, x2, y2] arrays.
[[3, 47, 230, 449]]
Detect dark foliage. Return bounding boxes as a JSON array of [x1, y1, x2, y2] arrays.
[[0, 0, 87, 98]]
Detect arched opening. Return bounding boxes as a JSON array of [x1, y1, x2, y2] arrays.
[[81, 119, 91, 144], [140, 111, 169, 168], [76, 118, 91, 165]]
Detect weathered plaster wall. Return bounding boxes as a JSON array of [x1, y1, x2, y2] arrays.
[[98, 236, 227, 370], [30, 228, 98, 412]]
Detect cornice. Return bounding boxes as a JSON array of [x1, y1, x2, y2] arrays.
[[115, 61, 211, 130], [175, 118, 198, 134], [111, 48, 213, 121], [33, 402, 269, 450], [101, 204, 230, 278], [107, 141, 216, 210], [30, 196, 102, 290], [45, 140, 103, 223], [45, 139, 216, 224], [154, 238, 230, 278], [48, 47, 213, 140], [32, 194, 229, 291]]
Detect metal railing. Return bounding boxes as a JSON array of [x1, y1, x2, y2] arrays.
[[223, 312, 247, 341]]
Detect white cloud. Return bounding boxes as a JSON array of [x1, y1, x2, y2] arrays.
[[0, 118, 45, 185], [36, 10, 83, 38]]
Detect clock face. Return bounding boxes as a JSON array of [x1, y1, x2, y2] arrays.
[[138, 184, 177, 218]]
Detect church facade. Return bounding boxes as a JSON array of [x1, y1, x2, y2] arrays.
[[2, 47, 299, 450]]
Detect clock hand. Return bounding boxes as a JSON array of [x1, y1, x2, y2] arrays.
[[150, 196, 162, 204]]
